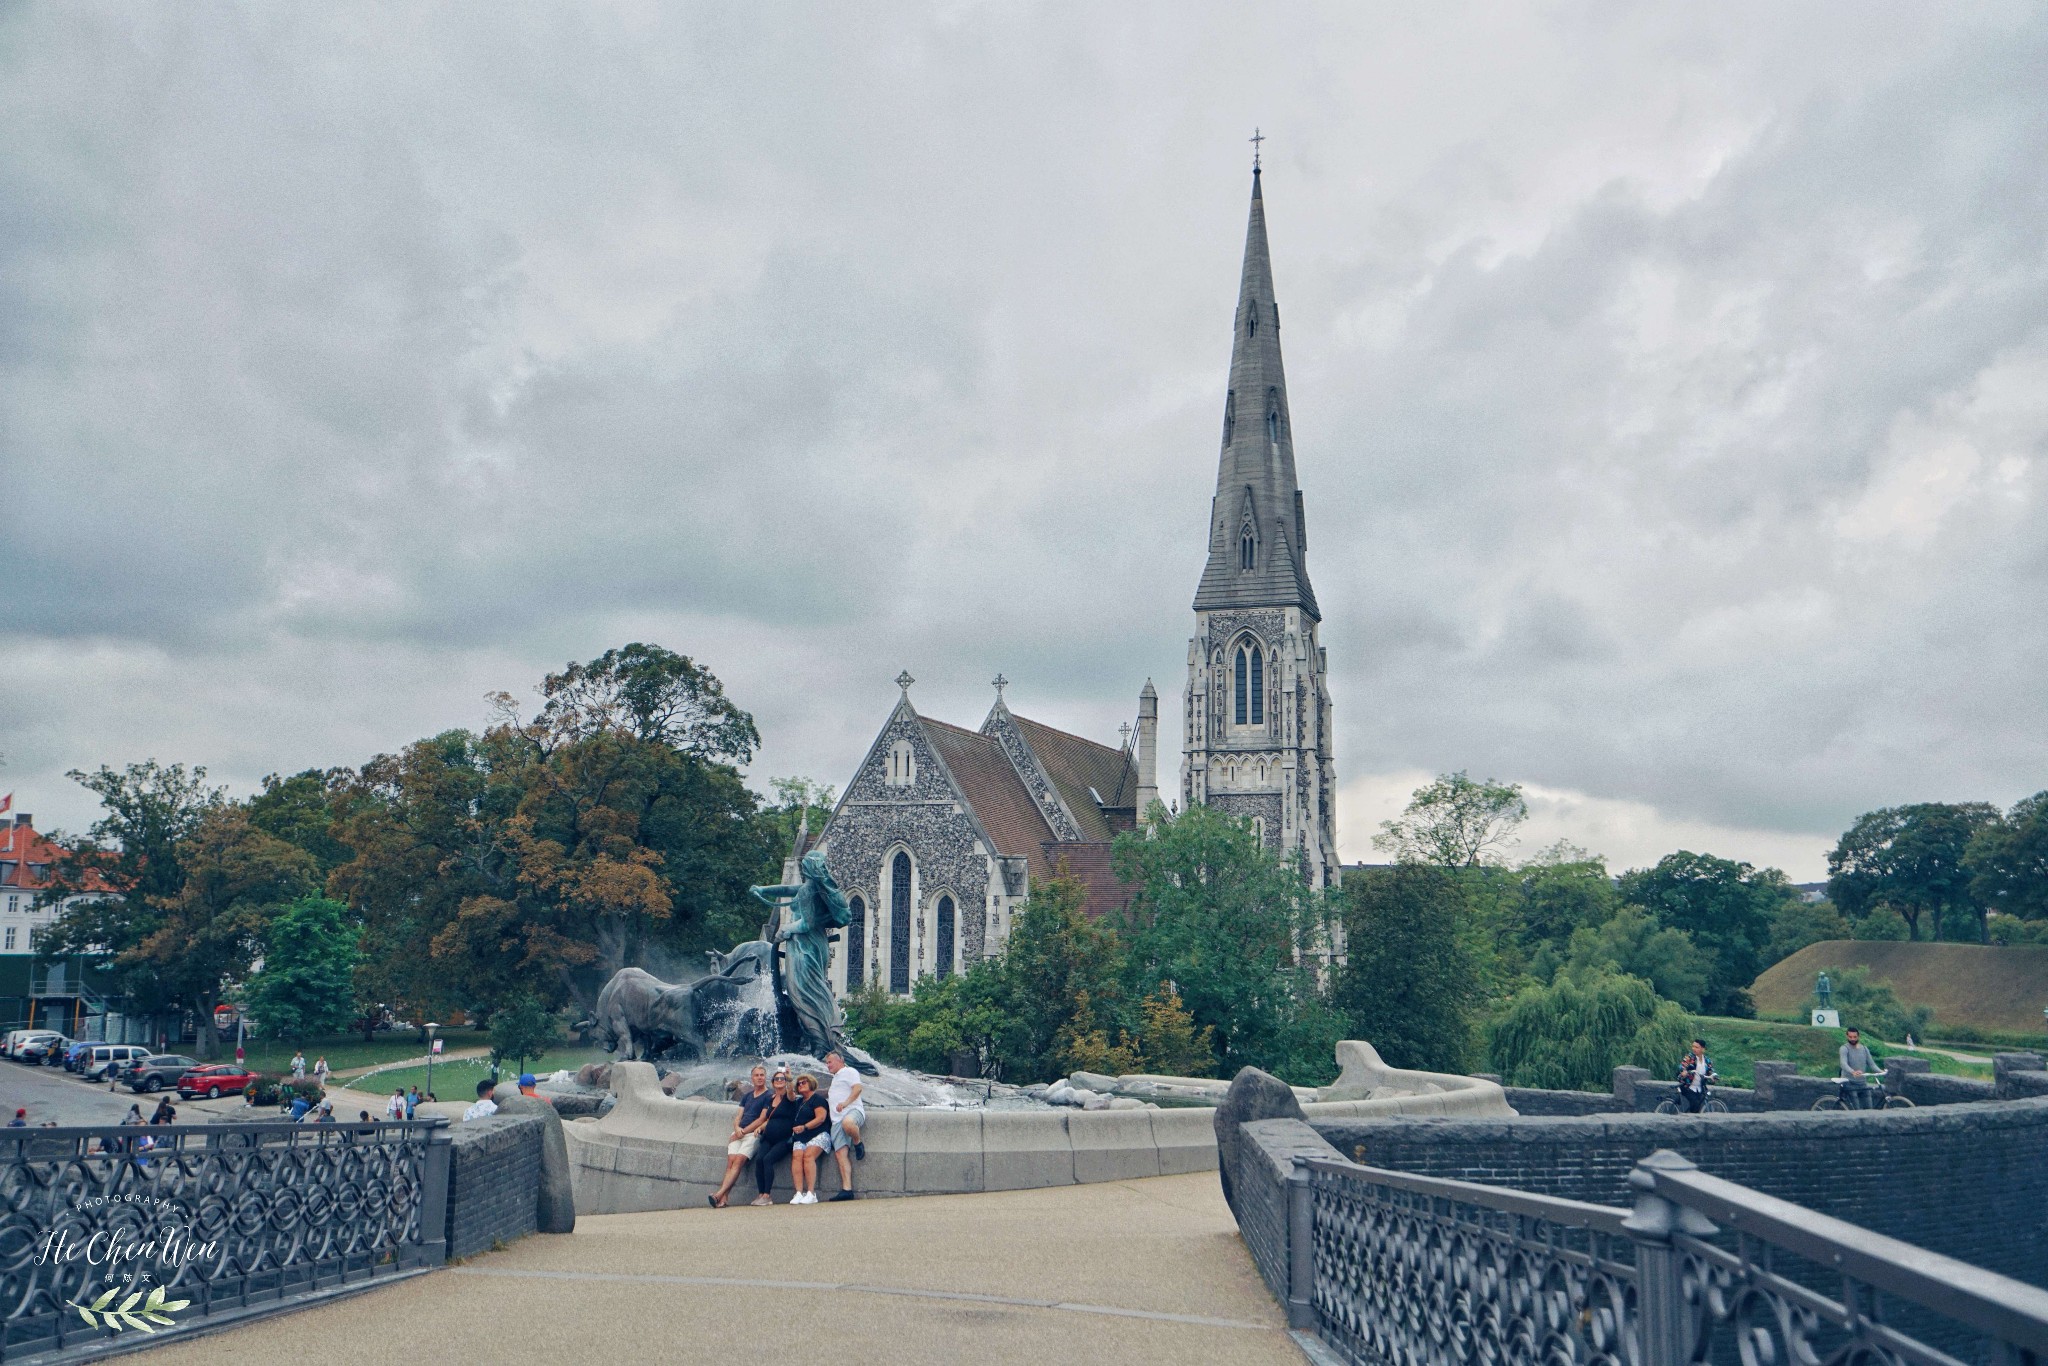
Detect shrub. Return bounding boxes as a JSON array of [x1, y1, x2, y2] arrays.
[[247, 1075, 326, 1108], [1809, 966, 1933, 1041], [1487, 972, 1694, 1091], [1851, 908, 1911, 941]]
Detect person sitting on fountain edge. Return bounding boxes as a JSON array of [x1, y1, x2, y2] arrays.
[[710, 1065, 775, 1208], [789, 1073, 830, 1204], [825, 1050, 865, 1201], [750, 1067, 802, 1206], [464, 1077, 498, 1122]]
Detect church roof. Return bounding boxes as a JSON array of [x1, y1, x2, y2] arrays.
[[1010, 714, 1138, 843], [920, 717, 1059, 881], [1192, 166, 1320, 620], [1042, 842, 1138, 922]]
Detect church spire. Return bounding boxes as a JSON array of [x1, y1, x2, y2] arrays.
[[1192, 162, 1319, 619]]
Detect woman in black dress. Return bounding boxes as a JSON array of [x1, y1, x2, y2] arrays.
[[750, 1068, 803, 1206]]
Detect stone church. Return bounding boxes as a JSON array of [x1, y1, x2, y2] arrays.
[[815, 162, 1337, 995]]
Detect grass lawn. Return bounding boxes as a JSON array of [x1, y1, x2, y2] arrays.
[[1751, 940, 2048, 1037], [1695, 1017, 1992, 1088], [228, 1033, 492, 1077], [347, 1047, 608, 1100]]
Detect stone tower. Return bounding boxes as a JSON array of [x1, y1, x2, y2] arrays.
[[1182, 164, 1338, 888]]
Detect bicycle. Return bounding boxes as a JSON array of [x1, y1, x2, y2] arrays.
[[1810, 1069, 1915, 1111], [1655, 1070, 1727, 1115]]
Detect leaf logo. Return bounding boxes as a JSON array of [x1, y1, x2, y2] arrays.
[[68, 1284, 190, 1333]]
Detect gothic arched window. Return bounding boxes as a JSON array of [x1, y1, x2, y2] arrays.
[[1267, 387, 1282, 444], [846, 894, 867, 991], [1223, 390, 1235, 444], [1247, 305, 1257, 338], [935, 896, 955, 979], [1240, 524, 1256, 571], [889, 852, 912, 994], [1250, 646, 1265, 724], [1234, 649, 1249, 726]]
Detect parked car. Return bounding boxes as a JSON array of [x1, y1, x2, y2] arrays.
[[62, 1041, 99, 1072], [178, 1063, 258, 1100], [122, 1054, 201, 1093], [7, 1030, 64, 1061], [19, 1035, 72, 1066], [79, 1044, 150, 1080]]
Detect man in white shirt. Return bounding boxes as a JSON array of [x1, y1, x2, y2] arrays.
[[463, 1078, 499, 1122], [824, 1051, 865, 1202]]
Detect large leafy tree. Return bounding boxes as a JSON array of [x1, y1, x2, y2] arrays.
[[242, 896, 361, 1044], [131, 806, 317, 1058], [1827, 803, 2002, 943], [37, 761, 228, 1021], [331, 647, 774, 1021], [1373, 771, 1528, 868], [1512, 846, 1620, 953], [1112, 803, 1338, 1079], [1487, 972, 1694, 1091], [1618, 851, 1792, 1016], [1332, 865, 1481, 1072], [1560, 907, 1711, 1012], [247, 768, 363, 877], [1965, 792, 2048, 927]]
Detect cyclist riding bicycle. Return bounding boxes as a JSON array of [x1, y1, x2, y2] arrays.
[[1836, 1027, 1879, 1110], [1675, 1038, 1718, 1113]]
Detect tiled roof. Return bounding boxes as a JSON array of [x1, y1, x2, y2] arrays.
[[1042, 842, 1139, 922], [921, 719, 1059, 882], [1011, 715, 1139, 843], [0, 819, 114, 894]]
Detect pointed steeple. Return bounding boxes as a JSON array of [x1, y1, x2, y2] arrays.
[[1192, 165, 1320, 620]]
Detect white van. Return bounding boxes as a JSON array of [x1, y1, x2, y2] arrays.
[[6, 1030, 62, 1061], [81, 1044, 150, 1080]]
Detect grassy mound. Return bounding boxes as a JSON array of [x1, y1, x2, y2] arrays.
[[1751, 940, 2048, 1038]]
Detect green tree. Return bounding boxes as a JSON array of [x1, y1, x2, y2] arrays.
[[489, 995, 563, 1076], [247, 768, 362, 877], [1618, 851, 1790, 1016], [1827, 802, 2001, 943], [996, 867, 1132, 1081], [1487, 972, 1694, 1091], [1512, 845, 1619, 952], [1850, 907, 1911, 941], [1560, 906, 1712, 1012], [1331, 865, 1481, 1072], [1966, 791, 2048, 926], [1113, 804, 1333, 1078], [1373, 771, 1528, 868], [243, 896, 361, 1043], [525, 641, 760, 763], [1764, 897, 1850, 965]]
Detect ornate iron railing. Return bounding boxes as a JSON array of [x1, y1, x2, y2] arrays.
[[1292, 1149, 2048, 1366], [0, 1120, 450, 1363]]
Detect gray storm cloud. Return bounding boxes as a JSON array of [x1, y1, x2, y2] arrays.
[[3, 4, 2045, 879]]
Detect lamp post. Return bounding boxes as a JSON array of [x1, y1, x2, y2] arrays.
[[425, 1023, 439, 1100]]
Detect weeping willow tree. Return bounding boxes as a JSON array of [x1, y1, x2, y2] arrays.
[[1486, 972, 1693, 1091]]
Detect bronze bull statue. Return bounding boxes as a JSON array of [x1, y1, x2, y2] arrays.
[[589, 945, 785, 1062]]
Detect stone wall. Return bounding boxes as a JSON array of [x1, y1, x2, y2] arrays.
[[445, 1113, 544, 1259], [1499, 1087, 1629, 1116], [1312, 1096, 2048, 1289]]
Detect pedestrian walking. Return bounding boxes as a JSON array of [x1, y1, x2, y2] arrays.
[[386, 1088, 407, 1121], [312, 1056, 331, 1089], [290, 1051, 306, 1080]]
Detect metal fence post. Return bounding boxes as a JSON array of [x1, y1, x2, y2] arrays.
[[413, 1121, 453, 1269], [1287, 1154, 1317, 1330], [1621, 1150, 1718, 1365]]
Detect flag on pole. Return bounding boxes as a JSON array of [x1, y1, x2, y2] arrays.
[[0, 794, 12, 815]]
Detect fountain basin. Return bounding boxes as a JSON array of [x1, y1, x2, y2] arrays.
[[561, 1044, 1512, 1213]]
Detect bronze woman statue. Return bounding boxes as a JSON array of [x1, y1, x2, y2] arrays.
[[750, 850, 858, 1064]]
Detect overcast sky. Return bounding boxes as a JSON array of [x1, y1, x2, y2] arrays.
[[5, 4, 2046, 880]]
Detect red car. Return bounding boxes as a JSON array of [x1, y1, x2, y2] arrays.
[[178, 1063, 258, 1099]]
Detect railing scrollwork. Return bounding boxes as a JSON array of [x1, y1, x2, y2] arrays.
[[1295, 1147, 2048, 1366]]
